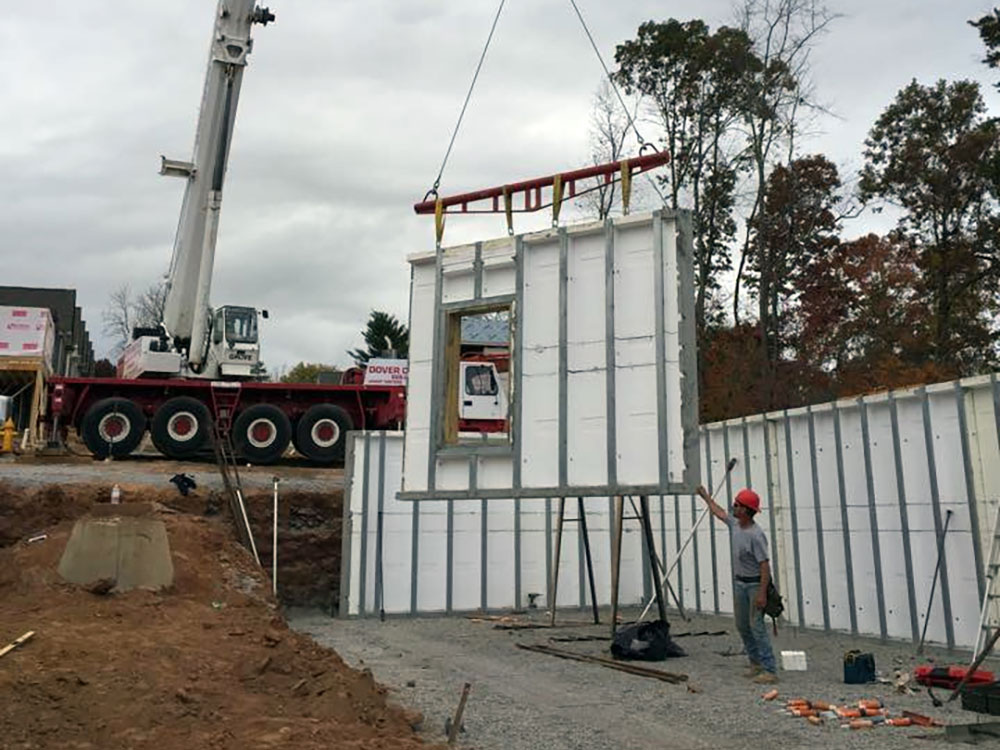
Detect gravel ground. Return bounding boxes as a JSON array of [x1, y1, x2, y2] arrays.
[[291, 607, 999, 749], [0, 454, 341, 493]]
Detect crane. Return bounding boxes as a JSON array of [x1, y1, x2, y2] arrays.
[[122, 0, 275, 380]]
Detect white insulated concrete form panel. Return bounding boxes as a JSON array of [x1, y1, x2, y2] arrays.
[[399, 211, 700, 501], [342, 374, 1000, 651]]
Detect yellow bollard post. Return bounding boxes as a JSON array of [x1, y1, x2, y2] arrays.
[[1, 418, 15, 454]]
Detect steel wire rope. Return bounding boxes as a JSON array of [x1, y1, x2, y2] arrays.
[[425, 0, 507, 201], [565, 0, 668, 206]]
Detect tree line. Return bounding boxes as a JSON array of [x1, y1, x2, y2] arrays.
[[100, 4, 998, 420], [589, 3, 1000, 422]]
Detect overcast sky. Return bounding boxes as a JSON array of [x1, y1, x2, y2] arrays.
[[2, 1, 998, 371]]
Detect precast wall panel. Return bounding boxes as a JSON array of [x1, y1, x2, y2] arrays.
[[399, 212, 700, 502], [811, 405, 852, 634], [342, 375, 1000, 651], [925, 383, 981, 648], [866, 395, 917, 641], [837, 403, 880, 637]]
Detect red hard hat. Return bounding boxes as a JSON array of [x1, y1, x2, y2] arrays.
[[734, 488, 761, 512]]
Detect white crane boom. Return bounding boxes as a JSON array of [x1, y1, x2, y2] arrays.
[[124, 1, 273, 380]]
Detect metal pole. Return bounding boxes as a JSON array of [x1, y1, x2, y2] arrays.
[[578, 497, 600, 625], [631, 496, 685, 617], [272, 476, 279, 598], [638, 458, 737, 621], [640, 496, 667, 623], [917, 508, 954, 654], [948, 627, 1000, 703]]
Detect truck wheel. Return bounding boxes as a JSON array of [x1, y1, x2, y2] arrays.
[[150, 397, 212, 459], [233, 404, 291, 465], [80, 397, 146, 459], [295, 404, 353, 464]]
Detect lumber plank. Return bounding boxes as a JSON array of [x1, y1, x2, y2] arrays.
[[515, 643, 687, 683], [0, 631, 35, 659]]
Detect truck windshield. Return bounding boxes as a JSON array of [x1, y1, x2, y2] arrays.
[[465, 364, 497, 396], [224, 308, 258, 344]]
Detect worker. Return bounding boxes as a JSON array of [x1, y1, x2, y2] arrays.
[[696, 484, 778, 684]]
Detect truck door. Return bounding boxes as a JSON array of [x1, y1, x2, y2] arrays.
[[459, 362, 505, 421]]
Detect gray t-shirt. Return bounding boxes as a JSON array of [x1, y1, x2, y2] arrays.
[[725, 516, 769, 578]]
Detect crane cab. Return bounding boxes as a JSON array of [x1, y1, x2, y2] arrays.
[[211, 305, 262, 378]]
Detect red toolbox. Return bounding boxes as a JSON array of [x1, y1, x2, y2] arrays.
[[914, 665, 995, 689]]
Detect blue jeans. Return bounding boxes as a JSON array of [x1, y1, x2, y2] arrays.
[[733, 579, 776, 673]]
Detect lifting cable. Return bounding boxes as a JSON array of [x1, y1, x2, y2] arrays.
[[566, 0, 647, 151], [424, 0, 507, 206], [566, 0, 667, 207], [425, 0, 667, 241]]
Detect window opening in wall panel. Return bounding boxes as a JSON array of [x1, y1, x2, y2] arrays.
[[441, 304, 512, 448]]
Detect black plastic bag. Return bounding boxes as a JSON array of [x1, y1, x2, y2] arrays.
[[611, 620, 686, 661]]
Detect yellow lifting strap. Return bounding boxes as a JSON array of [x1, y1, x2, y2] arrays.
[[503, 187, 514, 235], [552, 174, 564, 226], [620, 159, 632, 215], [435, 198, 445, 246]]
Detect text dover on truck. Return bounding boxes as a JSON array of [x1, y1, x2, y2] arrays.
[[362, 358, 409, 386]]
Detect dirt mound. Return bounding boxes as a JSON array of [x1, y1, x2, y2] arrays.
[[0, 505, 431, 749], [0, 481, 104, 547]]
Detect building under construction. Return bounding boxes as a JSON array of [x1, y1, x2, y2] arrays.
[[0, 285, 95, 445]]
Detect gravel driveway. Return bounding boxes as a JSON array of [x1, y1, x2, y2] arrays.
[[1, 455, 342, 493], [292, 607, 995, 749]]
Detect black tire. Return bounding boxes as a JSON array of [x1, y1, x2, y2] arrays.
[[150, 397, 212, 459], [232, 403, 291, 465], [294, 404, 353, 464], [79, 397, 147, 459]]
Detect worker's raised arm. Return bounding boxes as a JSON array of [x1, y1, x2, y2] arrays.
[[696, 485, 729, 523]]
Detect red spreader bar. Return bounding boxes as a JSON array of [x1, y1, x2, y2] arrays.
[[413, 151, 670, 216]]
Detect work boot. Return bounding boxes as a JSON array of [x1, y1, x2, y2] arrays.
[[742, 663, 763, 678], [753, 671, 779, 685]]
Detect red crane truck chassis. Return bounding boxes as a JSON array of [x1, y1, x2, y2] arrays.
[[47, 376, 405, 466]]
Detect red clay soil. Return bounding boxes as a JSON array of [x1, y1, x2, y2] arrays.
[[0, 488, 432, 750], [0, 481, 345, 610]]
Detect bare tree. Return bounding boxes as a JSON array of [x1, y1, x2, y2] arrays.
[[101, 280, 168, 357], [614, 20, 748, 333], [730, 0, 839, 327], [577, 81, 636, 220], [102, 283, 134, 357], [133, 281, 168, 330]]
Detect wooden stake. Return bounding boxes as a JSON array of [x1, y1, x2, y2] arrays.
[[447, 682, 472, 745], [610, 496, 624, 638], [549, 498, 566, 626]]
